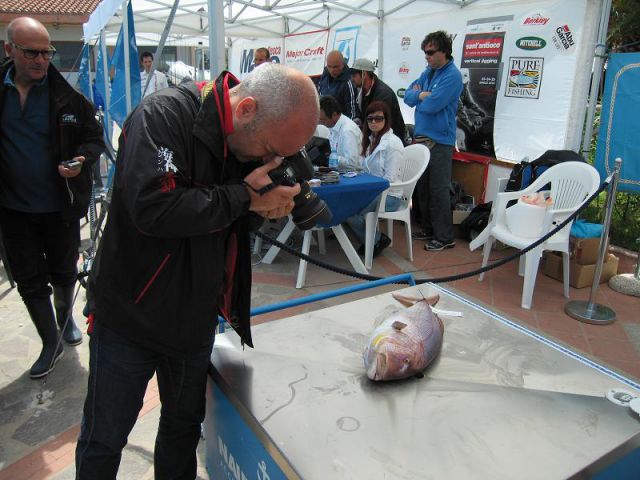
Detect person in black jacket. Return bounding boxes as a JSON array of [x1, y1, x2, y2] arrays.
[[350, 57, 407, 144], [75, 64, 319, 479], [0, 17, 104, 379], [317, 50, 359, 121]]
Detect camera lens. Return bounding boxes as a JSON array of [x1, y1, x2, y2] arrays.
[[291, 181, 332, 230]]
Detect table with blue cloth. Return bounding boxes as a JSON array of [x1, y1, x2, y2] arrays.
[[261, 173, 390, 287]]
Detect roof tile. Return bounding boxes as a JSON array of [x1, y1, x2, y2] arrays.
[[0, 0, 101, 15]]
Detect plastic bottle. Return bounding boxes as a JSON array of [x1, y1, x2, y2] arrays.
[[328, 151, 339, 170]]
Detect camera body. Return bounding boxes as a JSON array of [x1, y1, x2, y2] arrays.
[[267, 150, 332, 230]]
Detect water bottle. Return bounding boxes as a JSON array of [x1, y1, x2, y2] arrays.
[[328, 151, 339, 170]]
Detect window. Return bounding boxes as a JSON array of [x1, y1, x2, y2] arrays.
[[50, 41, 84, 72]]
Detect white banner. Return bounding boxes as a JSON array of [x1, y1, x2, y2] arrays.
[[283, 29, 329, 76], [228, 38, 284, 80]]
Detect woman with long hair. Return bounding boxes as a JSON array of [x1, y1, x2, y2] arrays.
[[346, 100, 404, 258]]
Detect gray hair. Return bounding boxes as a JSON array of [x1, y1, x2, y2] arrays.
[[234, 63, 318, 125]]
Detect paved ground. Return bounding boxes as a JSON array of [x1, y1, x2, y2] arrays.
[[1, 217, 639, 479]]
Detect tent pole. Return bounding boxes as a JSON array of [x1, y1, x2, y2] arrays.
[[123, 0, 132, 115], [580, 0, 612, 156], [209, 0, 226, 78], [100, 29, 112, 143], [144, 0, 180, 97], [377, 0, 384, 77]]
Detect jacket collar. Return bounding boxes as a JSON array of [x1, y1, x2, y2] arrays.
[[0, 58, 76, 107]]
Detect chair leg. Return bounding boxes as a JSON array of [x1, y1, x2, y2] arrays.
[[364, 212, 377, 270], [386, 219, 394, 246], [317, 230, 326, 255], [518, 256, 526, 277], [404, 221, 413, 262], [479, 236, 493, 281], [562, 252, 570, 298], [521, 249, 542, 309], [296, 230, 313, 289]]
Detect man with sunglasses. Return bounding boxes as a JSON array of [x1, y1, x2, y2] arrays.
[[0, 17, 104, 378], [404, 31, 463, 251]]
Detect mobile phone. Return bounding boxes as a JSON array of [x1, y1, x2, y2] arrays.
[[62, 160, 82, 169]]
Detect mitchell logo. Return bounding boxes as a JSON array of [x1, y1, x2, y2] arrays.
[[516, 36, 546, 50], [522, 13, 550, 26]]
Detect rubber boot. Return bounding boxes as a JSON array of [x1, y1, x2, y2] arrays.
[[53, 285, 83, 346], [25, 297, 64, 379]]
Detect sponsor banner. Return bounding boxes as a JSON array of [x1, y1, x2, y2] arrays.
[[505, 56, 544, 99], [332, 26, 361, 64], [458, 31, 506, 156], [284, 29, 329, 76], [228, 38, 284, 80]]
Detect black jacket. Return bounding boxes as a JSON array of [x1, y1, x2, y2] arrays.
[[90, 73, 260, 356], [318, 64, 359, 121], [360, 76, 407, 144], [0, 59, 104, 221]]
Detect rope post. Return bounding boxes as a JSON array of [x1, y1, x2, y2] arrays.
[[565, 158, 622, 324]]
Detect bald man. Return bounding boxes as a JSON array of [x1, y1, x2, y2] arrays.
[[76, 64, 319, 478], [0, 18, 104, 378], [317, 50, 359, 121]]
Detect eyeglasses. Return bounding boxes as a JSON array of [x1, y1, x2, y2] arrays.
[[12, 43, 56, 60], [424, 49, 439, 56], [367, 115, 385, 123]]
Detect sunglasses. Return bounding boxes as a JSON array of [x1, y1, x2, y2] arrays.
[[367, 115, 385, 123], [424, 49, 439, 56], [12, 43, 56, 60]]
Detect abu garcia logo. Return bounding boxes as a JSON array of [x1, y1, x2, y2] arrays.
[[516, 37, 546, 50]]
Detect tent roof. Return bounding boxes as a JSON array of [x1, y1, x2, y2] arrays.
[[86, 0, 466, 43]]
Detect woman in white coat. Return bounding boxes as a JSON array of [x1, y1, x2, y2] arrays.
[[346, 100, 404, 258]]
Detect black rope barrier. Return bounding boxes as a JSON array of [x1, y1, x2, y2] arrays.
[[255, 180, 609, 286]]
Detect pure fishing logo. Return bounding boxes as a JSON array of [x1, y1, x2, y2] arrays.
[[505, 57, 544, 99], [516, 37, 546, 50]]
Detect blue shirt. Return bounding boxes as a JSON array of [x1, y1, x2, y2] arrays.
[[0, 66, 61, 212]]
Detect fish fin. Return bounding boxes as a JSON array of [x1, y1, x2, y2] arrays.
[[392, 292, 440, 307], [391, 320, 407, 330]]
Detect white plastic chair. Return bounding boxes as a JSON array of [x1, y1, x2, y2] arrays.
[[469, 161, 600, 309], [364, 144, 430, 269]]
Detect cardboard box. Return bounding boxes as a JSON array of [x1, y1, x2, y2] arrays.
[[452, 209, 471, 225], [569, 236, 609, 265], [543, 252, 619, 289]]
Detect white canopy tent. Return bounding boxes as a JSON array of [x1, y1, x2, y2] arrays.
[[84, 0, 612, 187]]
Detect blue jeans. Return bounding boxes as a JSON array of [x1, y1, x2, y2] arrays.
[[346, 194, 401, 245], [414, 143, 454, 243], [75, 322, 214, 480]]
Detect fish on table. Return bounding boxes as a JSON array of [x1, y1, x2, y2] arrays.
[[363, 293, 444, 381]]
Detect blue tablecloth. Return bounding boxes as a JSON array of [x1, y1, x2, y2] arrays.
[[313, 173, 389, 227]]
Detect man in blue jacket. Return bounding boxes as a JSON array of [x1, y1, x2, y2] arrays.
[[404, 31, 462, 251], [317, 50, 359, 122]]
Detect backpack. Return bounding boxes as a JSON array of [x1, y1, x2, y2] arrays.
[[505, 150, 586, 192], [458, 202, 493, 240]]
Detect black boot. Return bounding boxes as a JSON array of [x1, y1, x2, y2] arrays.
[[53, 285, 83, 346], [25, 297, 64, 379]]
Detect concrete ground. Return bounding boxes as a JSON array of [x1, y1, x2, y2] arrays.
[[1, 215, 639, 479]]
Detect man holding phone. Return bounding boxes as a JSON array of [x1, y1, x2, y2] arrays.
[[0, 17, 104, 378]]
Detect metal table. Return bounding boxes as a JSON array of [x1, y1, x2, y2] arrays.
[[205, 284, 640, 479]]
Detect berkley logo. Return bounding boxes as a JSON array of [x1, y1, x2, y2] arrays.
[[516, 36, 546, 50], [398, 63, 410, 78], [523, 14, 550, 26]]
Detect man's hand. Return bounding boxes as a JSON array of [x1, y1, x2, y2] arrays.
[[419, 91, 431, 100], [58, 156, 85, 179], [244, 157, 301, 219]]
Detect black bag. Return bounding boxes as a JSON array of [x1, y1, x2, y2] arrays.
[[458, 202, 492, 240], [505, 150, 585, 192]]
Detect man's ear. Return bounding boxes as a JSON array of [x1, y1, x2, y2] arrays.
[[234, 96, 257, 125]]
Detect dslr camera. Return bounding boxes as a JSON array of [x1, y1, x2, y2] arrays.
[[267, 149, 332, 230]]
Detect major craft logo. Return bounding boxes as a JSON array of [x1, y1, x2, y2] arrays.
[[552, 25, 576, 52], [505, 57, 544, 99], [516, 36, 546, 50], [522, 13, 550, 27], [398, 62, 410, 79], [401, 36, 411, 50]]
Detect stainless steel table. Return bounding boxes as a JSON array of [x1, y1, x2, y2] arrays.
[[205, 284, 640, 479]]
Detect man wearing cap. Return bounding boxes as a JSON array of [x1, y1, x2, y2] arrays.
[[404, 31, 462, 252], [317, 50, 359, 121], [350, 58, 406, 144]]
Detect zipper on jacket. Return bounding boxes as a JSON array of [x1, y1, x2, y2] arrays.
[[135, 253, 172, 304]]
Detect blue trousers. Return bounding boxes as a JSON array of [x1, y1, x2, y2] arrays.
[[75, 323, 214, 480], [346, 194, 401, 245]]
